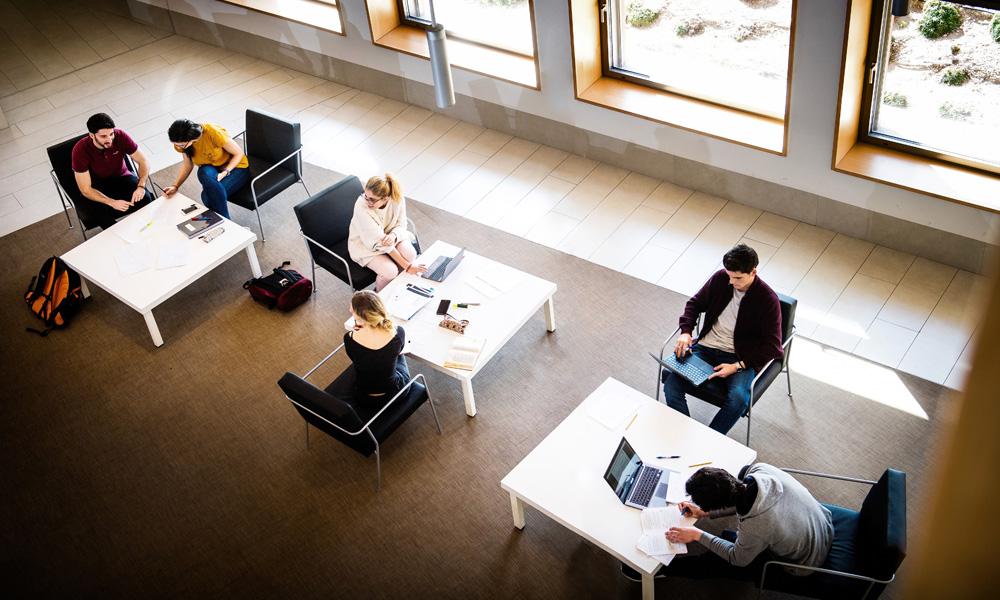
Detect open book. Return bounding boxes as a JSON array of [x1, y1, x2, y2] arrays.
[[443, 337, 486, 370]]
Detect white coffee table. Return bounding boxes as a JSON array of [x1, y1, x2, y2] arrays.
[[349, 241, 556, 417], [61, 194, 261, 347], [501, 377, 757, 600]]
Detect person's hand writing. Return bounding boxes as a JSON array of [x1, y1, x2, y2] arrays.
[[405, 263, 428, 275], [709, 362, 739, 380], [674, 333, 693, 358], [666, 527, 702, 544], [131, 187, 146, 204], [379, 232, 397, 247], [677, 501, 707, 519], [163, 185, 178, 197], [108, 199, 131, 212]]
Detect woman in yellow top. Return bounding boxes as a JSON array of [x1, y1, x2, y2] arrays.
[[163, 119, 249, 219]]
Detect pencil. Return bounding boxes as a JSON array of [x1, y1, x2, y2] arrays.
[[688, 461, 712, 468], [625, 413, 638, 430]]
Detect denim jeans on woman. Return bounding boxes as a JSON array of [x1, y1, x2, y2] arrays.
[[196, 165, 250, 219], [662, 344, 756, 435]]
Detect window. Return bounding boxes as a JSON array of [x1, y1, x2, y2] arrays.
[[397, 0, 535, 57], [860, 0, 1000, 174], [598, 0, 795, 119], [218, 0, 344, 35]]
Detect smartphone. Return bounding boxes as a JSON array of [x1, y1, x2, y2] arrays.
[[182, 204, 199, 214], [436, 299, 450, 315]]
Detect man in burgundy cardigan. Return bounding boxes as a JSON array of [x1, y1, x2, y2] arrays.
[[663, 244, 784, 435]]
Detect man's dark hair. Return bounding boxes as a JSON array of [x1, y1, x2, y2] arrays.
[[86, 113, 116, 134], [686, 467, 742, 512], [723, 243, 759, 274]]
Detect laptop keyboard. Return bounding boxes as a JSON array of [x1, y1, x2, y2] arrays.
[[630, 467, 663, 506], [427, 259, 448, 281], [671, 357, 712, 386]]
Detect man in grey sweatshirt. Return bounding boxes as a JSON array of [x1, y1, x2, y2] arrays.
[[660, 463, 833, 581]]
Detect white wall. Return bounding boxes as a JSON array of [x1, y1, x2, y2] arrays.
[[145, 0, 999, 245]]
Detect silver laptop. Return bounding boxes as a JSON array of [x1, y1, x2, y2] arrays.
[[421, 248, 465, 282], [603, 437, 671, 509]]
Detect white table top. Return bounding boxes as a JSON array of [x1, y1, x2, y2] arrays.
[[348, 240, 557, 380], [61, 194, 257, 312], [501, 377, 757, 576]]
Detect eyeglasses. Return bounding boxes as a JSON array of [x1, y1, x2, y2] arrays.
[[363, 193, 384, 204]]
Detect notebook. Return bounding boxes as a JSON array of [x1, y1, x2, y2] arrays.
[[177, 209, 223, 238], [443, 337, 485, 370]]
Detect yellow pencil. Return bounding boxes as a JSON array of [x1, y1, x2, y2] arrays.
[[688, 461, 713, 468], [625, 413, 638, 430]]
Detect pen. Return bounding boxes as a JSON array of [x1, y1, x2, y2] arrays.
[[656, 455, 681, 459], [457, 303, 480, 308], [407, 283, 433, 294], [688, 461, 713, 468], [625, 413, 638, 430]]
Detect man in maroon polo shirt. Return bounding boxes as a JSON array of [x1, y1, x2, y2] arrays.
[[71, 113, 153, 230], [662, 244, 784, 435]]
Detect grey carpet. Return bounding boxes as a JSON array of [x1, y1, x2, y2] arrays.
[[0, 162, 954, 599]]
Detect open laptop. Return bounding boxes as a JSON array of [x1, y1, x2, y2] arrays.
[[421, 248, 465, 283], [603, 437, 672, 509], [649, 350, 715, 387]]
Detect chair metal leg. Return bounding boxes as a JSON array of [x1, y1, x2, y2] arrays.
[[299, 179, 311, 197], [305, 421, 310, 449], [746, 411, 752, 447], [251, 189, 266, 242], [785, 366, 793, 400], [426, 386, 443, 434], [310, 256, 317, 294], [655, 365, 662, 402], [367, 430, 381, 492]]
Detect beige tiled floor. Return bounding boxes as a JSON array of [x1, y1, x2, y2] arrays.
[[0, 20, 988, 391]]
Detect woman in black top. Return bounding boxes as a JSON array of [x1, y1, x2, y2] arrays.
[[342, 290, 410, 399]]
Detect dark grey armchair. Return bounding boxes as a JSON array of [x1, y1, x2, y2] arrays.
[[277, 344, 441, 491], [230, 108, 310, 242]]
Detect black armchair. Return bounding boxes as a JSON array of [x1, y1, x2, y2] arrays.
[[292, 175, 420, 292], [277, 344, 442, 491], [756, 468, 907, 600], [655, 293, 797, 447], [46, 134, 159, 241], [229, 108, 310, 242]]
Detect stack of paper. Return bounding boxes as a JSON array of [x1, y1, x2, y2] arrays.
[[443, 337, 486, 370], [585, 392, 641, 430], [636, 506, 697, 566], [114, 241, 156, 276]]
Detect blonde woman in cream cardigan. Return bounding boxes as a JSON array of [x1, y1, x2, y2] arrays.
[[347, 174, 427, 290]]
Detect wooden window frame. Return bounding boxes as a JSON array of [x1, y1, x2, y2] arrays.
[[567, 0, 794, 154], [858, 0, 999, 176], [596, 0, 796, 121], [217, 0, 346, 36], [832, 0, 1000, 213], [364, 0, 541, 89]]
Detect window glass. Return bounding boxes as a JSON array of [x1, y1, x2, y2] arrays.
[[867, 0, 999, 171], [602, 0, 794, 118], [401, 0, 534, 56]]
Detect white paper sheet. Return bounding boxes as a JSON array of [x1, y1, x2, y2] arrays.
[[114, 241, 155, 276], [386, 289, 432, 320], [114, 215, 156, 244], [637, 506, 695, 557], [157, 239, 191, 269], [585, 392, 641, 429], [464, 277, 500, 300]]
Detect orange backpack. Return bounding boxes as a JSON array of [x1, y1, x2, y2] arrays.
[[24, 256, 84, 336]]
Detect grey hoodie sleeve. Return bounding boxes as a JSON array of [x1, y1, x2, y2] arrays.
[[707, 507, 737, 519], [699, 530, 768, 567]]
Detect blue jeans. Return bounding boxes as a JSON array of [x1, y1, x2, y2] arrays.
[[197, 165, 250, 219], [662, 345, 756, 435]]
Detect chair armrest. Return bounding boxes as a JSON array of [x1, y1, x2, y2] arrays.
[[50, 170, 74, 203], [779, 468, 878, 486], [303, 343, 345, 379], [659, 326, 682, 361], [354, 373, 428, 434], [407, 217, 418, 238], [759, 559, 895, 590], [300, 230, 356, 287], [248, 147, 303, 197]]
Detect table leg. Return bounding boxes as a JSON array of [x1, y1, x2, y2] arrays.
[[245, 243, 262, 278], [510, 492, 525, 530], [79, 277, 91, 299], [142, 310, 164, 347], [544, 296, 556, 332], [641, 572, 655, 600], [461, 378, 477, 417]]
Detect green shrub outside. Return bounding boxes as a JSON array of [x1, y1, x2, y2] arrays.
[[991, 13, 1000, 43], [626, 2, 660, 28], [918, 0, 962, 39], [939, 101, 972, 120], [940, 67, 969, 86], [882, 92, 908, 107]]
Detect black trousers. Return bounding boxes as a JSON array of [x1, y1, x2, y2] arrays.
[[87, 174, 154, 230]]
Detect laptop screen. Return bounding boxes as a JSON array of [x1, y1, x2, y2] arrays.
[[603, 437, 643, 503]]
